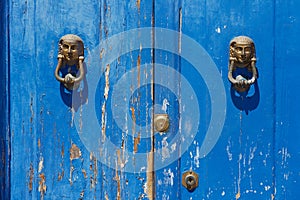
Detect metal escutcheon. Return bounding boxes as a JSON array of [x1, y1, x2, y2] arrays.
[[54, 34, 85, 90], [182, 170, 199, 191]]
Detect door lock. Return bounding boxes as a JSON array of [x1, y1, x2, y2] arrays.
[[182, 170, 199, 191], [228, 36, 258, 92], [54, 34, 85, 90], [154, 114, 170, 132]]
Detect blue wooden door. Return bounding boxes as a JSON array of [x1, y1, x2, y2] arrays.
[[1, 0, 300, 200]]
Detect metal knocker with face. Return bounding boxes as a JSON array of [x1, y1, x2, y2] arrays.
[[228, 36, 257, 92], [54, 34, 85, 90]]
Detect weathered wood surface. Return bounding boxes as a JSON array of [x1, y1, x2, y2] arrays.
[[1, 0, 300, 199]]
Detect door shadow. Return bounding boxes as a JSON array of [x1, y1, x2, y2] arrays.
[[230, 81, 260, 115], [59, 63, 88, 111]]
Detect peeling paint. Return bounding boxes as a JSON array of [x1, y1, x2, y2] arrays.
[[82, 169, 87, 179], [145, 152, 154, 200], [178, 8, 182, 54], [58, 171, 64, 181], [271, 194, 275, 200], [226, 138, 233, 161], [38, 173, 47, 199], [101, 102, 107, 141], [100, 48, 105, 59], [61, 144, 65, 157], [161, 137, 170, 161], [134, 132, 141, 153], [221, 190, 226, 196], [114, 160, 121, 200], [235, 192, 241, 199], [236, 153, 243, 200], [104, 64, 110, 100], [30, 95, 34, 124], [58, 144, 65, 181], [90, 153, 98, 188], [28, 163, 34, 191], [137, 55, 141, 88], [161, 98, 169, 113], [38, 156, 44, 173], [130, 107, 136, 136], [38, 138, 41, 149], [193, 145, 200, 168], [101, 64, 110, 143], [70, 143, 82, 160], [163, 168, 174, 186], [69, 166, 75, 185], [136, 0, 141, 11]]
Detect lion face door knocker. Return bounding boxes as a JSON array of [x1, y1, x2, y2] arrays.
[[54, 34, 85, 90], [228, 36, 258, 92]]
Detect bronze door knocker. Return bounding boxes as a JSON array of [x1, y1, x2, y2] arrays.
[[54, 34, 85, 90], [228, 36, 258, 92]]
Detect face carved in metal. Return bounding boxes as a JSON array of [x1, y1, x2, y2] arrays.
[[230, 36, 255, 67], [234, 44, 252, 64], [59, 34, 84, 66]]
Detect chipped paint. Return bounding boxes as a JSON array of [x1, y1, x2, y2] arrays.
[[163, 168, 174, 186], [221, 190, 226, 196], [161, 98, 169, 113], [28, 163, 34, 191], [38, 138, 41, 149], [145, 152, 154, 200], [100, 48, 105, 59], [235, 192, 241, 199], [70, 143, 82, 160], [236, 153, 243, 199], [193, 145, 200, 168], [81, 169, 87, 179], [178, 8, 182, 54], [30, 95, 34, 124], [134, 132, 141, 153], [57, 171, 64, 181], [104, 64, 111, 100], [90, 153, 98, 188], [136, 0, 141, 11], [114, 158, 121, 200], [137, 55, 141, 88], [100, 63, 111, 142], [58, 144, 65, 181], [130, 107, 136, 136], [161, 137, 170, 161], [226, 138, 233, 161], [38, 173, 47, 199], [38, 156, 44, 173], [69, 166, 74, 185], [101, 102, 107, 141]]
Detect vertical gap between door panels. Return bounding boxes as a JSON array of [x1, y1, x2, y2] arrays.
[[4, 0, 11, 198], [271, 0, 277, 199], [149, 0, 156, 199], [178, 4, 183, 199]]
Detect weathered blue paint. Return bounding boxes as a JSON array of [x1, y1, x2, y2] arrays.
[[3, 0, 300, 199], [154, 0, 276, 199], [154, 1, 182, 199], [275, 1, 300, 199], [180, 1, 275, 199], [0, 0, 10, 199], [8, 0, 154, 199]]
